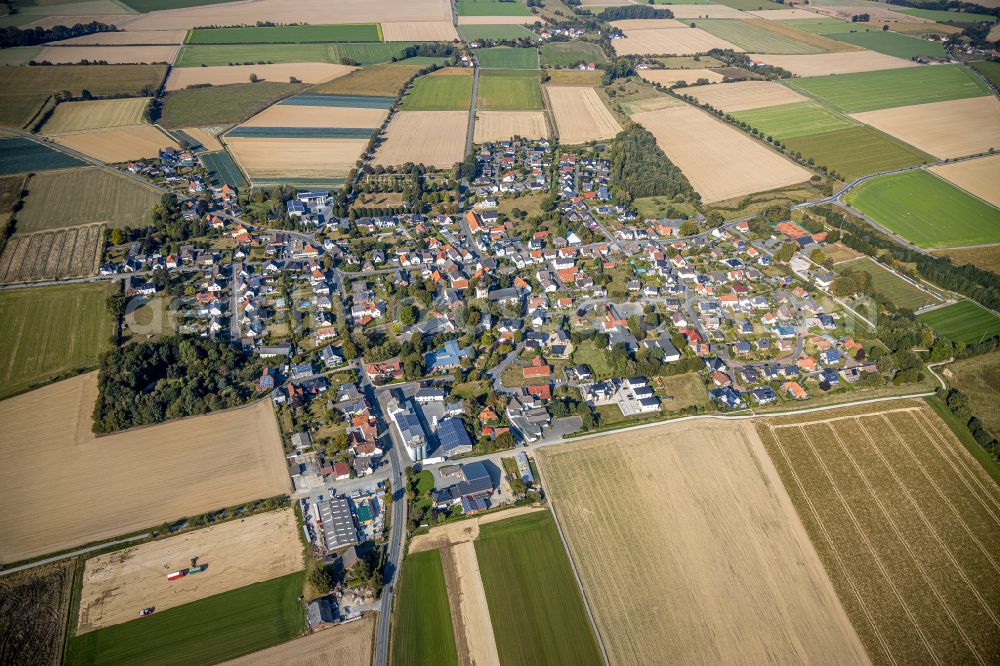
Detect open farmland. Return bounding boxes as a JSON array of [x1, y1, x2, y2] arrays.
[[929, 153, 1000, 208], [381, 21, 458, 41], [538, 420, 868, 665], [161, 82, 304, 127], [200, 150, 248, 188], [164, 63, 353, 90], [731, 100, 854, 139], [845, 170, 1000, 248], [328, 42, 424, 64], [15, 167, 159, 233], [187, 23, 380, 43], [227, 136, 368, 181], [0, 137, 84, 174], [837, 256, 940, 310], [540, 41, 607, 67], [696, 19, 825, 53], [781, 125, 931, 179], [241, 102, 388, 128], [477, 70, 543, 110], [373, 111, 468, 167], [682, 80, 807, 112], [613, 27, 742, 56], [391, 549, 458, 666], [176, 127, 223, 151], [944, 351, 1000, 435], [50, 30, 189, 45], [934, 246, 1000, 276], [0, 560, 75, 666], [850, 96, 1000, 160], [826, 29, 946, 58], [402, 70, 472, 111], [632, 104, 810, 203], [917, 300, 1000, 344], [224, 615, 374, 666], [638, 68, 724, 86], [175, 43, 333, 67], [476, 46, 538, 69], [67, 572, 305, 666], [0, 283, 114, 402], [310, 62, 421, 96], [667, 4, 750, 19], [78, 509, 303, 633], [786, 64, 989, 113], [474, 110, 548, 142], [52, 125, 180, 163], [0, 373, 289, 563], [442, 540, 499, 666], [757, 402, 1000, 665], [747, 50, 917, 76], [546, 86, 621, 144], [41, 97, 149, 134], [458, 24, 535, 40], [37, 45, 179, 64], [0, 225, 104, 284], [456, 0, 531, 15]]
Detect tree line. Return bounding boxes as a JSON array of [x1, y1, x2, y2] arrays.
[[0, 22, 116, 49]]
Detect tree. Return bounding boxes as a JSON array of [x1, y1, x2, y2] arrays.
[[775, 243, 796, 262], [495, 431, 516, 450], [679, 220, 697, 236], [309, 563, 335, 594], [108, 227, 126, 245], [399, 304, 418, 326], [249, 73, 259, 82]]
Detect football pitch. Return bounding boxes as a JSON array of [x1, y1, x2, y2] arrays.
[[918, 301, 1000, 345]]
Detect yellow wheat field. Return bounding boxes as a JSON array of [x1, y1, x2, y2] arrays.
[[52, 125, 180, 163], [165, 63, 354, 91], [227, 136, 368, 178], [929, 153, 1000, 208], [37, 45, 179, 64], [41, 97, 149, 134], [681, 80, 807, 112], [243, 104, 388, 128], [373, 110, 467, 168], [473, 111, 548, 143], [382, 21, 459, 41], [546, 86, 621, 144], [747, 51, 918, 76], [747, 8, 825, 19], [613, 27, 742, 56]]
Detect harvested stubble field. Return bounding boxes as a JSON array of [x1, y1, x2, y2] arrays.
[[310, 62, 421, 96], [382, 21, 459, 41], [37, 45, 179, 64], [52, 125, 180, 163], [614, 27, 742, 56], [632, 104, 810, 203], [223, 614, 374, 666], [538, 420, 867, 665], [474, 110, 548, 142], [41, 97, 149, 134], [748, 8, 826, 19], [0, 224, 104, 284], [242, 103, 388, 128], [929, 153, 1000, 208], [851, 96, 1000, 160], [0, 560, 75, 666], [15, 167, 159, 233], [78, 509, 303, 633], [187, 23, 380, 44], [944, 351, 1000, 435], [51, 29, 189, 45], [747, 50, 916, 76], [0, 373, 290, 564], [546, 85, 621, 144], [933, 245, 1000, 276], [227, 136, 368, 179], [477, 70, 543, 110], [164, 63, 353, 90], [756, 402, 1000, 665], [682, 79, 806, 111], [373, 110, 467, 167], [638, 68, 724, 86], [695, 19, 826, 54]]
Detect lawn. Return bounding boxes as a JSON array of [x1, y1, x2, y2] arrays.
[[475, 511, 603, 666], [732, 101, 854, 141], [477, 69, 543, 110], [786, 64, 989, 113], [782, 125, 931, 179], [572, 338, 614, 379], [390, 549, 457, 666], [66, 572, 305, 666], [846, 169, 1000, 248], [836, 257, 938, 310], [459, 25, 536, 41], [174, 44, 334, 67], [540, 41, 607, 67], [969, 60, 1000, 88], [456, 0, 532, 15], [187, 24, 381, 44], [476, 46, 538, 69], [0, 282, 115, 400], [402, 71, 473, 110], [0, 137, 84, 175], [917, 300, 1000, 344], [826, 30, 946, 58], [896, 7, 997, 23], [697, 19, 823, 54], [161, 82, 303, 128], [200, 150, 248, 188]]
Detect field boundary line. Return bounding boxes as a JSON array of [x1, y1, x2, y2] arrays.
[[764, 425, 898, 665], [913, 406, 1000, 503], [769, 406, 920, 429], [798, 424, 942, 664]]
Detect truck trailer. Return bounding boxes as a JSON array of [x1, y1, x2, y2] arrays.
[[188, 565, 206, 574], [166, 570, 187, 581]]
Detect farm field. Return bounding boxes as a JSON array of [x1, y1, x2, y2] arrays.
[[632, 104, 810, 203], [918, 300, 1000, 344], [944, 351, 1000, 435], [380, 21, 458, 41], [0, 373, 289, 563], [36, 45, 179, 64], [546, 85, 621, 144], [402, 69, 473, 111], [786, 64, 989, 113], [164, 63, 352, 89], [538, 420, 867, 665], [78, 509, 303, 633], [781, 125, 931, 179], [785, 18, 859, 34], [41, 97, 149, 134], [458, 24, 535, 40], [0, 68, 163, 110], [457, 14, 536, 24], [17, 167, 160, 233], [934, 245, 1000, 276], [696, 18, 825, 53], [476, 511, 603, 666], [638, 68, 724, 86], [241, 99, 387, 127], [845, 170, 1000, 248], [441, 540, 499, 666], [929, 153, 1000, 209], [747, 50, 917, 76], [0, 45, 41, 65], [328, 42, 424, 65], [475, 46, 538, 69], [731, 100, 854, 139], [826, 29, 947, 58], [969, 59, 1000, 88], [540, 41, 607, 67], [50, 29, 189, 45], [119, 0, 235, 10], [176, 127, 223, 151], [474, 110, 548, 142], [0, 560, 75, 666], [311, 62, 421, 96], [187, 23, 380, 43], [227, 136, 369, 180], [836, 256, 939, 310], [390, 549, 457, 666], [667, 4, 750, 18], [745, 18, 867, 51], [850, 96, 1000, 160], [546, 68, 603, 85], [748, 8, 829, 19], [477, 69, 543, 110], [613, 27, 742, 56], [225, 615, 374, 666], [67, 572, 305, 666], [456, 0, 531, 15], [279, 93, 395, 108], [0, 174, 24, 213], [896, 6, 998, 22], [51, 125, 179, 163], [161, 82, 304, 128], [373, 110, 468, 167], [682, 80, 807, 112], [175, 43, 333, 67], [0, 283, 114, 402], [0, 137, 84, 174], [757, 402, 1000, 665], [0, 224, 104, 284], [200, 150, 248, 188]]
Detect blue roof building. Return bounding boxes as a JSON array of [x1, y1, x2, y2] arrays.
[[438, 418, 473, 457], [425, 339, 471, 373]]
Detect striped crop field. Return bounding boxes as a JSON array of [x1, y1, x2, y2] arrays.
[[227, 127, 375, 138], [281, 93, 395, 108], [732, 101, 854, 141], [187, 24, 382, 44], [200, 150, 248, 188]]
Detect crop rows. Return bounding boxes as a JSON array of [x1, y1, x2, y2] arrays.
[[0, 224, 103, 283]]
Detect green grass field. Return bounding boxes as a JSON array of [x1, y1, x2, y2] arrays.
[[540, 41, 607, 67], [477, 69, 542, 110], [784, 18, 856, 34], [0, 282, 115, 400], [845, 170, 1000, 248], [330, 42, 423, 65], [402, 72, 473, 110], [66, 572, 305, 666], [969, 60, 1000, 88], [782, 125, 931, 179], [896, 7, 997, 23], [0, 137, 84, 175], [459, 25, 536, 41], [161, 82, 302, 128], [732, 101, 854, 140], [200, 150, 249, 188], [697, 19, 823, 54], [476, 46, 538, 69], [826, 30, 946, 58], [918, 301, 1000, 344], [174, 44, 334, 67], [786, 64, 989, 113], [476, 511, 602, 666], [837, 256, 938, 310], [187, 24, 381, 44], [390, 549, 457, 666], [311, 62, 423, 96], [456, 0, 532, 15]]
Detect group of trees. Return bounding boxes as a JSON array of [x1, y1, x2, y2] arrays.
[[940, 388, 999, 459], [150, 193, 209, 241], [707, 50, 794, 80], [608, 124, 693, 203], [0, 21, 116, 48], [598, 5, 673, 20]]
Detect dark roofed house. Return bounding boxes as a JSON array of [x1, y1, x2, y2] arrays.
[[438, 417, 473, 456]]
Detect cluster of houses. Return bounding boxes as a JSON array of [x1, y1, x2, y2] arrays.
[[469, 140, 551, 204], [385, 385, 472, 461]]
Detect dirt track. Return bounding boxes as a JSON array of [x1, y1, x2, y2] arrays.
[[441, 541, 500, 666]]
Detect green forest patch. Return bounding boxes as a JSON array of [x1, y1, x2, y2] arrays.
[[477, 69, 543, 110]]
